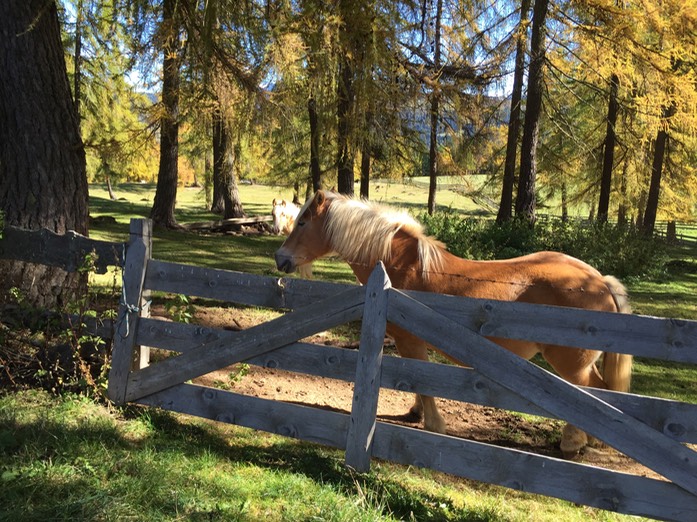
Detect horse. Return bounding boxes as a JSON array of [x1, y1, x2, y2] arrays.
[[274, 190, 633, 458], [271, 198, 301, 235], [272, 198, 313, 279]]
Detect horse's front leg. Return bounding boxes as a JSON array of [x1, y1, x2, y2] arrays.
[[389, 327, 447, 434]]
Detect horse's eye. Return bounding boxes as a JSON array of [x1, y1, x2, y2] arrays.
[[297, 221, 305, 227]]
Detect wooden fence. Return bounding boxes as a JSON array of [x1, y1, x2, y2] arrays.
[[2, 218, 697, 521]]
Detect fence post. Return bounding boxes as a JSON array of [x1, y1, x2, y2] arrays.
[[107, 218, 152, 404], [345, 262, 390, 472]]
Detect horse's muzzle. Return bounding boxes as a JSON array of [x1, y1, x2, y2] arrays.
[[274, 252, 295, 273]]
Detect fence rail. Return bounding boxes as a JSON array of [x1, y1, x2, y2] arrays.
[[2, 218, 697, 521]]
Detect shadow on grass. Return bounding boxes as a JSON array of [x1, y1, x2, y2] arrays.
[[1, 400, 506, 522]]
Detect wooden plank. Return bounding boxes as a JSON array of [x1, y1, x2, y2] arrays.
[[136, 317, 697, 443], [371, 423, 697, 522], [345, 263, 390, 472], [145, 258, 697, 361], [388, 289, 697, 497], [136, 382, 697, 521], [408, 289, 697, 363], [107, 218, 152, 404], [136, 382, 348, 449], [0, 225, 124, 274], [125, 285, 366, 401], [144, 259, 353, 309]]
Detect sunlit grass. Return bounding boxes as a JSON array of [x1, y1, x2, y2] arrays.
[[0, 390, 642, 522]]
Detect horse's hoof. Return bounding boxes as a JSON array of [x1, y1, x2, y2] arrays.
[[561, 448, 581, 460], [408, 403, 424, 419], [424, 420, 447, 434]]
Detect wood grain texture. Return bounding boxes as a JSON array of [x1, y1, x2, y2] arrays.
[[107, 219, 152, 404], [135, 316, 697, 443], [125, 285, 366, 401], [345, 262, 390, 471], [388, 288, 697, 497]]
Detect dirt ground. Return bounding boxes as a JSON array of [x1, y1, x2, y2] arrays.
[[183, 305, 664, 481]]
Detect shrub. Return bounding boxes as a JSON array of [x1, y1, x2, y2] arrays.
[[419, 211, 667, 279]]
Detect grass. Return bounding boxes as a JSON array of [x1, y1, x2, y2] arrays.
[[3, 180, 694, 521], [0, 390, 635, 522]]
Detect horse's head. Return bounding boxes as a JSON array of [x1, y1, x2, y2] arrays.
[[274, 190, 334, 273], [271, 198, 293, 235]]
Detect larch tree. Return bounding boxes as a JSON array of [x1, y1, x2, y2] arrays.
[[0, 0, 90, 308], [515, 0, 549, 224], [497, 0, 531, 224], [150, 0, 183, 228]]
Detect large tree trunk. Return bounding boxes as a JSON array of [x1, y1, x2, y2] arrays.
[[150, 0, 181, 228], [0, 0, 89, 309], [642, 105, 675, 234], [496, 0, 531, 224], [597, 73, 619, 223], [308, 95, 322, 192], [336, 55, 354, 196], [515, 0, 549, 225], [214, 114, 245, 219]]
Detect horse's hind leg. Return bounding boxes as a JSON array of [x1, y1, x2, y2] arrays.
[[542, 345, 605, 459], [390, 329, 447, 434]]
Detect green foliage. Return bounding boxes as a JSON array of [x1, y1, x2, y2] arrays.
[[165, 294, 196, 324], [420, 211, 668, 279]]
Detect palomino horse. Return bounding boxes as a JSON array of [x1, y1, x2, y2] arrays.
[[271, 198, 301, 235], [272, 198, 313, 279], [275, 190, 633, 458]]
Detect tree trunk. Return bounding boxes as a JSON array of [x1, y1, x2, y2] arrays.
[[360, 143, 371, 200], [74, 0, 83, 127], [150, 0, 181, 228], [215, 116, 245, 219], [642, 105, 675, 234], [308, 94, 322, 192], [211, 107, 225, 213], [337, 56, 354, 196], [496, 0, 531, 224], [617, 159, 629, 226], [223, 138, 245, 219], [597, 73, 619, 223], [515, 0, 549, 225], [427, 0, 443, 216], [0, 0, 89, 309]]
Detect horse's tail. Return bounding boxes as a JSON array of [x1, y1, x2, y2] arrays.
[[602, 275, 633, 393]]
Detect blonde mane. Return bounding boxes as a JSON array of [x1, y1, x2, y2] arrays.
[[322, 193, 446, 276]]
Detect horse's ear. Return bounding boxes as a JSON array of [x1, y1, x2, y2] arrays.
[[280, 199, 287, 207], [314, 190, 326, 207], [272, 198, 277, 205]]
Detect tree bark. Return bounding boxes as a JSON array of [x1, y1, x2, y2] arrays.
[[211, 107, 225, 213], [496, 0, 530, 224], [427, 0, 443, 216], [337, 55, 354, 196], [597, 73, 619, 223], [74, 0, 83, 127], [515, 0, 549, 225], [642, 105, 675, 235], [0, 0, 89, 308], [214, 113, 245, 219], [150, 0, 181, 228], [360, 143, 371, 200], [308, 95, 322, 192]]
